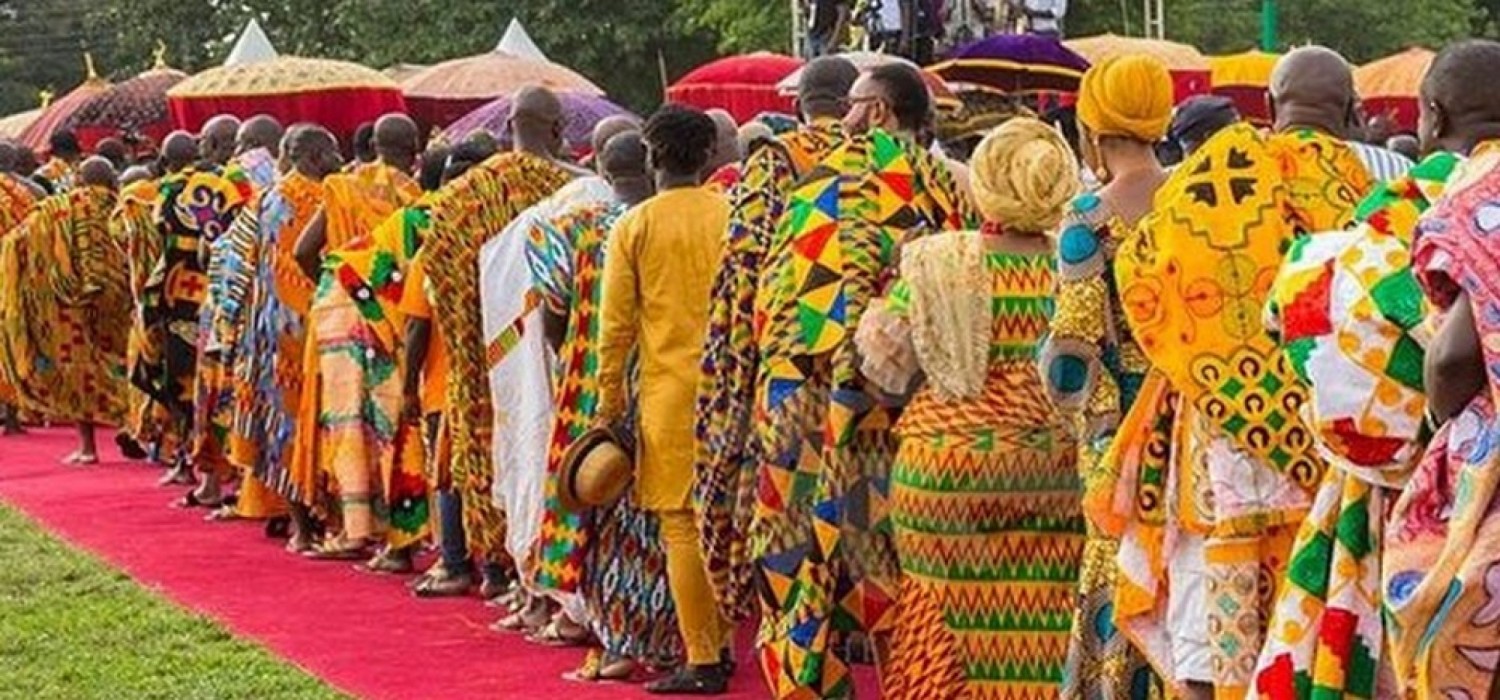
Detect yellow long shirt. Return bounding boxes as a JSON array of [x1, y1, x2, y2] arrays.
[[596, 186, 729, 511]]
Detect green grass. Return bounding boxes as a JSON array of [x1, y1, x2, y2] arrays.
[[0, 504, 348, 700]]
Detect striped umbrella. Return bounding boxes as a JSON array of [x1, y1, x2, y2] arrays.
[[666, 52, 802, 124], [64, 62, 188, 147], [18, 56, 110, 154]]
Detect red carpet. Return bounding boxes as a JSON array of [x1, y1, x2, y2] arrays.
[[0, 428, 878, 699]]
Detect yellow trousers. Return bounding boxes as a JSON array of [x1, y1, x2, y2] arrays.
[[658, 509, 732, 665]]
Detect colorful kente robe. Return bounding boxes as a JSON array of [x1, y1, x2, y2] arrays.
[[1382, 142, 1500, 700], [423, 152, 571, 558], [1110, 122, 1359, 697], [0, 175, 36, 408], [113, 178, 168, 446], [1254, 152, 1463, 700], [0, 186, 127, 422], [321, 162, 421, 250], [231, 172, 325, 504], [694, 120, 845, 623], [135, 167, 252, 443], [753, 129, 973, 699], [880, 235, 1086, 699], [1037, 193, 1160, 700], [312, 201, 431, 546], [34, 157, 74, 194], [483, 176, 611, 582]]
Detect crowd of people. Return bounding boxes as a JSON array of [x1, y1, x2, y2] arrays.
[[2, 34, 1499, 700]]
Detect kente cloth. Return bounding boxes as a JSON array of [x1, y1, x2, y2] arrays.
[[879, 240, 1086, 699], [230, 172, 325, 503], [524, 200, 626, 594], [1111, 122, 1362, 698], [1252, 154, 1459, 700], [0, 174, 36, 406], [311, 204, 430, 544], [191, 204, 261, 477], [1382, 143, 1500, 700], [321, 162, 421, 250], [695, 121, 845, 623], [113, 178, 165, 442], [224, 148, 279, 193], [1267, 128, 1373, 235], [0, 186, 128, 422], [1035, 193, 1159, 700], [423, 151, 571, 558], [752, 128, 973, 700], [34, 157, 74, 194], [135, 167, 252, 421], [586, 467, 684, 667], [482, 176, 612, 577]]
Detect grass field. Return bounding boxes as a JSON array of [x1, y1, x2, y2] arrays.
[[0, 503, 347, 700]]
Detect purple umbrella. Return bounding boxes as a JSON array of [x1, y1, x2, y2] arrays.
[[930, 33, 1090, 93], [441, 91, 634, 156]]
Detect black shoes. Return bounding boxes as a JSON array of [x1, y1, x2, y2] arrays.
[[644, 663, 729, 696]]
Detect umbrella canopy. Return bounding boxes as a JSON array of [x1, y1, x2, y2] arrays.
[[1355, 47, 1433, 134], [1066, 33, 1211, 101], [382, 63, 429, 83], [776, 51, 960, 111], [930, 33, 1090, 94], [666, 52, 802, 124], [1209, 50, 1280, 125], [0, 108, 40, 140], [64, 65, 188, 147], [19, 72, 110, 155], [441, 91, 634, 158]]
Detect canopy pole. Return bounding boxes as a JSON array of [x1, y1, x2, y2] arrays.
[[1261, 0, 1278, 51]]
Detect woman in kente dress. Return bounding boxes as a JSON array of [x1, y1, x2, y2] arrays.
[[858, 117, 1086, 699], [1036, 55, 1176, 700]]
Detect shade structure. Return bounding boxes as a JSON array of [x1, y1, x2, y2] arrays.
[[440, 91, 634, 158], [401, 48, 603, 133], [666, 52, 802, 125], [382, 63, 429, 83], [1209, 50, 1279, 125], [168, 56, 406, 148], [64, 66, 188, 148], [931, 33, 1090, 94], [1066, 33, 1211, 101], [19, 77, 110, 154], [1355, 47, 1433, 134], [0, 108, 41, 139], [777, 51, 960, 111]]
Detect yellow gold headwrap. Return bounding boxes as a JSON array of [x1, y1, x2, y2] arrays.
[[969, 117, 1079, 232], [1076, 54, 1174, 142]]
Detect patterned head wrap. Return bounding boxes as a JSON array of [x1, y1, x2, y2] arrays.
[[1076, 55, 1174, 142], [969, 117, 1079, 232]]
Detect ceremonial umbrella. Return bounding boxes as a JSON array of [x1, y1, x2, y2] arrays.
[[1355, 47, 1433, 134], [776, 51, 961, 112], [64, 58, 188, 148], [930, 33, 1090, 94], [401, 19, 603, 132], [666, 52, 802, 124], [18, 56, 110, 154], [441, 91, 635, 158], [1209, 50, 1280, 125], [168, 20, 405, 148], [1066, 33, 1211, 101], [0, 109, 41, 140]]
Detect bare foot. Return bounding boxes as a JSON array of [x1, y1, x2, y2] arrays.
[[157, 465, 195, 487], [286, 532, 314, 554], [61, 450, 99, 466]]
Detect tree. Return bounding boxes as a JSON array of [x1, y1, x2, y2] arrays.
[[675, 0, 794, 55]]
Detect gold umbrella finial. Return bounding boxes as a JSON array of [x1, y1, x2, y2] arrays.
[[83, 52, 102, 83], [39, 89, 54, 108], [153, 41, 169, 69]]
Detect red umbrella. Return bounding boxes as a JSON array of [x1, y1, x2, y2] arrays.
[[64, 62, 188, 149], [19, 56, 110, 155], [666, 52, 802, 124]]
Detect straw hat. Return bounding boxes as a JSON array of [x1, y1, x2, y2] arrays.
[[558, 426, 633, 511]]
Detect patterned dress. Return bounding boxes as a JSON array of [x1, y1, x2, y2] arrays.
[[1036, 194, 1159, 700], [0, 175, 37, 409], [881, 235, 1085, 699]]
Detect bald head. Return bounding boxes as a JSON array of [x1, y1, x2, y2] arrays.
[[78, 156, 117, 190], [600, 131, 652, 206], [200, 115, 241, 166], [288, 126, 341, 180], [373, 113, 420, 172], [237, 115, 284, 158], [162, 131, 198, 173], [0, 140, 19, 174], [509, 85, 564, 157], [798, 56, 860, 121], [1270, 46, 1356, 137], [705, 108, 740, 173], [591, 115, 642, 156], [120, 165, 154, 187], [1421, 40, 1500, 155]]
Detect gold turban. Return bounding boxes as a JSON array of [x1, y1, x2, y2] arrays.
[[969, 117, 1079, 232], [1076, 54, 1174, 142]]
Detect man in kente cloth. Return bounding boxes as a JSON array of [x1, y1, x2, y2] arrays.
[[420, 84, 578, 604], [752, 61, 973, 698], [33, 129, 82, 194], [116, 132, 194, 461], [1101, 49, 1376, 700], [694, 54, 858, 630], [0, 158, 125, 463], [138, 122, 256, 488], [703, 109, 743, 192], [299, 114, 428, 567], [228, 126, 342, 552], [197, 114, 242, 170], [185, 118, 287, 512], [0, 140, 39, 436]]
